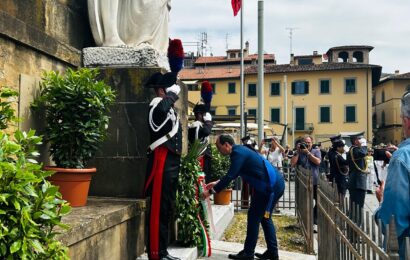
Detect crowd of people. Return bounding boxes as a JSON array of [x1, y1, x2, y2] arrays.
[[143, 67, 410, 260]]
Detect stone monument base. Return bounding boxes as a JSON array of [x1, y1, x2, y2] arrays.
[[82, 45, 170, 70], [57, 197, 147, 260]]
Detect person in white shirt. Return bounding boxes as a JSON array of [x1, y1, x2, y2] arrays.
[[365, 149, 376, 194], [259, 137, 285, 169]]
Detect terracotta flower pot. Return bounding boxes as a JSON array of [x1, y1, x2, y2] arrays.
[[214, 188, 232, 205], [44, 166, 96, 207]]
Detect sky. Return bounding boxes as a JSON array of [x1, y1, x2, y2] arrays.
[[169, 0, 410, 74]]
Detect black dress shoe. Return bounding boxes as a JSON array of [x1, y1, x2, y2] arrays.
[[228, 250, 254, 259], [160, 254, 181, 260], [255, 250, 279, 260]]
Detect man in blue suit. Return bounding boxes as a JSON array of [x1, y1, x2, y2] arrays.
[[202, 134, 285, 260]]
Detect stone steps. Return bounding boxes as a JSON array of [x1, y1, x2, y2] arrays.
[[137, 203, 234, 260]]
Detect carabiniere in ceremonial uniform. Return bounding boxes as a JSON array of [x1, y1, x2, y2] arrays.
[[144, 72, 182, 260]]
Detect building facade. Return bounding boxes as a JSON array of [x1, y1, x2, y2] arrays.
[[373, 72, 410, 145], [181, 45, 382, 147]]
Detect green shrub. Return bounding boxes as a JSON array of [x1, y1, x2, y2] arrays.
[[209, 144, 232, 187], [0, 88, 71, 259], [0, 87, 19, 130], [32, 68, 116, 168]]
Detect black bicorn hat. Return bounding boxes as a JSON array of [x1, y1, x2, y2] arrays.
[[329, 134, 342, 143], [349, 131, 365, 140], [193, 103, 207, 114], [144, 72, 177, 89], [144, 72, 163, 89]]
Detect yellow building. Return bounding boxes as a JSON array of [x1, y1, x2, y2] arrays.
[[181, 45, 382, 147], [372, 72, 410, 145]]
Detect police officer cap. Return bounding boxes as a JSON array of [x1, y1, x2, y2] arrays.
[[349, 131, 365, 140], [329, 134, 342, 143], [332, 139, 345, 149], [144, 72, 177, 89], [193, 103, 206, 114]]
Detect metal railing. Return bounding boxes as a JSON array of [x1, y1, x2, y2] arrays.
[[295, 166, 315, 254], [317, 175, 410, 259], [288, 123, 314, 132], [230, 165, 296, 213]]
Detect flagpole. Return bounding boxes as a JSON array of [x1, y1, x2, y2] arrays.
[[240, 0, 245, 138], [257, 0, 264, 143]]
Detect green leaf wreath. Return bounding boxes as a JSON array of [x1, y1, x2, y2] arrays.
[[176, 140, 209, 251]]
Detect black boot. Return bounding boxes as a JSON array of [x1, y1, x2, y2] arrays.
[[254, 250, 279, 260], [228, 250, 254, 260]]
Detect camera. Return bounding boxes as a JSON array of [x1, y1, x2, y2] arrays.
[[264, 138, 273, 142], [299, 142, 308, 149], [373, 148, 395, 161]]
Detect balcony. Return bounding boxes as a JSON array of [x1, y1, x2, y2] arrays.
[[288, 123, 314, 133]]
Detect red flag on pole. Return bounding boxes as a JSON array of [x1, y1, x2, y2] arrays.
[[231, 0, 241, 16]]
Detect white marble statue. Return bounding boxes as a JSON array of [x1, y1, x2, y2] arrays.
[[87, 0, 171, 53]]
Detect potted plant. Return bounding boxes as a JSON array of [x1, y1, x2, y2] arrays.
[[209, 144, 232, 205], [0, 87, 71, 259], [32, 68, 116, 206]]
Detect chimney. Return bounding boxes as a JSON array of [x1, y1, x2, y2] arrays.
[[395, 70, 400, 74], [313, 51, 318, 55], [290, 53, 295, 65]]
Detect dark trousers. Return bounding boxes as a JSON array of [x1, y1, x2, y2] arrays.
[[243, 186, 284, 257], [145, 147, 180, 259]]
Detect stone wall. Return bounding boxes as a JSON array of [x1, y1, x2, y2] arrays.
[[57, 197, 147, 260], [0, 0, 92, 132]]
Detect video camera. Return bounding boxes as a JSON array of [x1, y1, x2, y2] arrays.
[[373, 148, 395, 161], [299, 142, 308, 150]]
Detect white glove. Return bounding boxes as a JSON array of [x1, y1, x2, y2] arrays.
[[203, 112, 212, 121], [166, 84, 180, 95], [190, 121, 202, 128], [359, 138, 367, 147]]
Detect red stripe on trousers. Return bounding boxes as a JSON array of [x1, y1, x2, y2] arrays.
[[149, 146, 168, 259]]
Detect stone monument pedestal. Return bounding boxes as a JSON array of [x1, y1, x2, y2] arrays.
[[88, 67, 157, 198], [83, 46, 169, 70], [85, 48, 187, 198]]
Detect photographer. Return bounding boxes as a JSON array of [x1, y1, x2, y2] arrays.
[[375, 91, 410, 259], [291, 135, 321, 232]]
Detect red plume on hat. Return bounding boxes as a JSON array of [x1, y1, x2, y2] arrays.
[[168, 39, 184, 73], [201, 81, 213, 111]]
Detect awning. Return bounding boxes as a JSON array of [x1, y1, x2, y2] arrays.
[[182, 80, 198, 85], [214, 122, 271, 130]]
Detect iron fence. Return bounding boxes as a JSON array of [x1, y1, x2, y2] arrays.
[[230, 165, 296, 213], [317, 175, 410, 259], [294, 166, 315, 254]]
